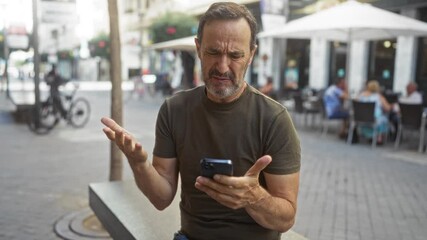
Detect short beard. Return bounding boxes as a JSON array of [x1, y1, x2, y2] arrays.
[[204, 69, 242, 99]]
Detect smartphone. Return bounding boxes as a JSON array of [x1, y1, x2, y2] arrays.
[[200, 158, 233, 178]]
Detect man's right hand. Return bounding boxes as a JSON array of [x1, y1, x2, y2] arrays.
[[101, 117, 148, 170]]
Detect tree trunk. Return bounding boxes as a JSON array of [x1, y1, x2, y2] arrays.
[[108, 0, 123, 181]]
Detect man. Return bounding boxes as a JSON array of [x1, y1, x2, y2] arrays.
[[389, 82, 423, 138], [101, 2, 300, 240], [323, 78, 349, 137], [45, 64, 67, 118], [399, 82, 422, 104]]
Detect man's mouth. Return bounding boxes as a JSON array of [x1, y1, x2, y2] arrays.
[[212, 76, 231, 81]]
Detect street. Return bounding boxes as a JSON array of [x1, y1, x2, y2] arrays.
[[0, 88, 426, 240]]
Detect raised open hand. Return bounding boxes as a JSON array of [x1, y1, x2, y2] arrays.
[[101, 117, 148, 168]]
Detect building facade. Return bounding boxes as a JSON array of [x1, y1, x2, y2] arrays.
[[275, 0, 427, 95]]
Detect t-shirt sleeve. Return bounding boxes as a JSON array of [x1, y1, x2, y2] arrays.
[[263, 109, 301, 175], [153, 101, 176, 158]]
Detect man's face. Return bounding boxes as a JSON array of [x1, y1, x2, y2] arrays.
[[338, 80, 347, 90], [407, 84, 415, 95], [195, 18, 256, 103]]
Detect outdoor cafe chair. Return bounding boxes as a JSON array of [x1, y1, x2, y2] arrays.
[[394, 103, 427, 153], [346, 100, 379, 148], [319, 98, 344, 136], [384, 92, 400, 104], [293, 94, 320, 128]]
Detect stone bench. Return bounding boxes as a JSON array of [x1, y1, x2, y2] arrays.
[[89, 180, 307, 240], [8, 91, 35, 123]]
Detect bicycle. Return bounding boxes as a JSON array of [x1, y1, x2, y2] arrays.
[[27, 82, 91, 135]]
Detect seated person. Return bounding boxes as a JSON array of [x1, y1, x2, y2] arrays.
[[323, 78, 349, 119], [357, 80, 392, 145], [323, 78, 349, 137], [399, 82, 422, 104], [389, 82, 423, 139], [259, 77, 277, 100]]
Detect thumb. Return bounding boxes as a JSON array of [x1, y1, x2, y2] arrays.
[[245, 155, 272, 177]]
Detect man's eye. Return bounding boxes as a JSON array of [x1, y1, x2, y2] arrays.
[[230, 53, 243, 59], [207, 51, 219, 56]]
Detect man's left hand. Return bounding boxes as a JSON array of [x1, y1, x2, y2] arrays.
[[195, 155, 272, 209]]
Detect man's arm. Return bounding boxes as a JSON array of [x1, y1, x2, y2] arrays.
[[101, 117, 179, 210], [244, 172, 299, 232], [195, 155, 299, 232]]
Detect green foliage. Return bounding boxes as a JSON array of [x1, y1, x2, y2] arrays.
[[57, 50, 74, 60], [88, 32, 110, 59], [149, 12, 198, 43]]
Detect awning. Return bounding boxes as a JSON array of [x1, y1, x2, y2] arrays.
[[148, 36, 196, 51]]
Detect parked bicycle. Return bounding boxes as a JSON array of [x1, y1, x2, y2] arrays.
[[27, 82, 91, 135]]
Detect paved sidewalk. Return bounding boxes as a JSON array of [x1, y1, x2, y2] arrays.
[[1, 88, 427, 240]]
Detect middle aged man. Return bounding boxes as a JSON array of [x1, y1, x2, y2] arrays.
[[101, 2, 301, 240]]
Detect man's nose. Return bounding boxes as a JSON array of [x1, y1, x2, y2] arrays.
[[216, 55, 230, 74]]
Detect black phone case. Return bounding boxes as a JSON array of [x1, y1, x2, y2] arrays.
[[200, 158, 233, 178]]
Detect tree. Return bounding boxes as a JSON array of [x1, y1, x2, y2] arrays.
[[108, 0, 123, 181], [0, 31, 4, 59], [88, 33, 110, 59], [149, 12, 198, 43]]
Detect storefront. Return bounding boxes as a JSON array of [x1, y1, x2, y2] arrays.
[[279, 0, 427, 94]]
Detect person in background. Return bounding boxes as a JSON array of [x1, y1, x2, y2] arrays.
[[389, 82, 423, 140], [45, 64, 68, 118], [101, 2, 301, 240], [259, 77, 277, 100], [357, 80, 391, 145], [399, 82, 422, 104], [323, 78, 349, 138], [284, 60, 298, 90]]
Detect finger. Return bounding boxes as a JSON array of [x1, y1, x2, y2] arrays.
[[123, 133, 134, 153], [196, 176, 234, 195], [244, 155, 272, 177], [102, 127, 116, 140], [195, 179, 241, 209], [135, 143, 148, 160], [101, 117, 123, 133], [115, 129, 126, 147]]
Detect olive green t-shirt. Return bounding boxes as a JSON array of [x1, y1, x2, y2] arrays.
[[153, 85, 300, 240]]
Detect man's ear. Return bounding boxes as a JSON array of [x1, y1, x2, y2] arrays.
[[195, 38, 201, 59]]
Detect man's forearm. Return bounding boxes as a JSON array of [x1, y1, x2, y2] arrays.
[[132, 160, 176, 210], [245, 187, 296, 232]]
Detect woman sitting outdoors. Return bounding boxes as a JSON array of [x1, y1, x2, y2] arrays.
[[357, 80, 392, 145]]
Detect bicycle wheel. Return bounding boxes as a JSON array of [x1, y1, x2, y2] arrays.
[[27, 105, 57, 135], [68, 97, 90, 128]]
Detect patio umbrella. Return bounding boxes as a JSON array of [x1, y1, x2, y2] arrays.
[[148, 35, 196, 51], [258, 0, 427, 41], [258, 0, 427, 88]]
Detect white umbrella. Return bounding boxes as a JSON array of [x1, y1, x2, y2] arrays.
[[258, 0, 427, 41], [148, 35, 196, 51], [257, 0, 427, 87]]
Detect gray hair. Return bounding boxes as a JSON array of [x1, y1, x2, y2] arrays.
[[197, 2, 257, 51]]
